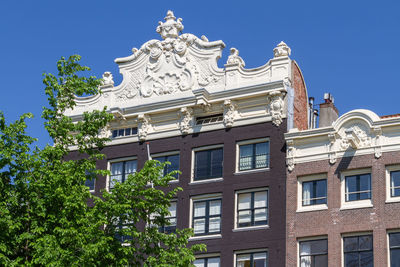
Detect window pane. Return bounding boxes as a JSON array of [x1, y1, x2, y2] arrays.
[[391, 171, 400, 197], [344, 237, 358, 252], [359, 174, 371, 200], [239, 144, 253, 170], [390, 233, 400, 248], [193, 259, 205, 267], [303, 181, 312, 206], [254, 208, 267, 223], [209, 200, 221, 215], [359, 251, 373, 267], [359, 235, 373, 250], [194, 202, 206, 217], [208, 217, 220, 233], [391, 248, 400, 267], [167, 154, 180, 174], [125, 128, 131, 136], [125, 160, 137, 175], [238, 193, 251, 210], [314, 255, 328, 267], [208, 257, 220, 267], [118, 129, 124, 136], [255, 142, 269, 169], [85, 178, 95, 190], [111, 162, 123, 175], [238, 210, 251, 226], [194, 218, 205, 234], [210, 149, 223, 178], [195, 150, 209, 179], [168, 202, 176, 218], [300, 239, 327, 255], [254, 191, 267, 208], [344, 252, 358, 267], [316, 180, 327, 204]]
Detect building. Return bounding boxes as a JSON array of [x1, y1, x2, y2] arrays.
[[285, 101, 400, 266], [66, 11, 309, 266]]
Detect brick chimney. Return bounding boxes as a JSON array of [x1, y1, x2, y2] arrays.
[[319, 93, 338, 127]]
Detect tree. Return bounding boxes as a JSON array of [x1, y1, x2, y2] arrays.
[[0, 55, 205, 266]]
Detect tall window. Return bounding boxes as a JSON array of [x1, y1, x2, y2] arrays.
[[192, 198, 221, 236], [194, 147, 223, 181], [237, 190, 268, 228], [345, 173, 371, 202], [109, 160, 137, 189], [390, 232, 400, 267], [238, 141, 269, 171], [302, 179, 327, 206], [194, 257, 220, 267], [158, 201, 177, 234], [299, 239, 328, 267], [236, 251, 268, 267], [153, 154, 180, 179], [343, 235, 373, 267], [390, 171, 400, 197]]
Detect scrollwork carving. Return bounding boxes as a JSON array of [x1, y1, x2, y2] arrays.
[[226, 48, 245, 67], [268, 91, 285, 127], [287, 139, 295, 172], [179, 107, 193, 135], [328, 133, 337, 164], [273, 41, 291, 58], [373, 126, 382, 158], [138, 114, 151, 141], [223, 100, 236, 128]]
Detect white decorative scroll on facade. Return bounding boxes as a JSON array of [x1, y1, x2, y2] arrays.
[[286, 139, 295, 172], [273, 41, 291, 58], [373, 126, 382, 158], [328, 133, 337, 164], [339, 125, 371, 150], [138, 114, 151, 141], [268, 91, 285, 127], [100, 72, 114, 88], [98, 126, 111, 139], [179, 107, 193, 134], [226, 48, 245, 67], [223, 100, 236, 128]]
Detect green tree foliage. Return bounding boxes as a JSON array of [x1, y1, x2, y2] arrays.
[[0, 55, 205, 266]]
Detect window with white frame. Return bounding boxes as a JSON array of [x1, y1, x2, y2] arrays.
[[297, 174, 328, 212], [109, 159, 137, 190], [193, 256, 220, 267], [84, 170, 96, 191], [389, 232, 400, 267], [158, 201, 177, 234], [236, 189, 268, 228], [237, 139, 269, 172], [343, 234, 373, 267], [153, 153, 180, 179], [192, 197, 221, 236], [112, 127, 138, 138], [299, 239, 328, 267], [390, 171, 400, 198], [193, 146, 223, 181], [340, 169, 372, 209], [236, 251, 268, 267]]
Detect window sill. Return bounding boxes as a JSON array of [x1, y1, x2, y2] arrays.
[[168, 179, 179, 184], [232, 225, 269, 232], [189, 178, 223, 185], [340, 201, 373, 211], [189, 234, 222, 241], [385, 198, 400, 204], [234, 168, 269, 175], [296, 204, 328, 213]]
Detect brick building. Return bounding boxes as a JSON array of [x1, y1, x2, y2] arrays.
[[66, 11, 309, 266], [285, 105, 400, 266]]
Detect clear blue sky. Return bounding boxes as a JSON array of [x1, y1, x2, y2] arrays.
[[1, 0, 399, 148]]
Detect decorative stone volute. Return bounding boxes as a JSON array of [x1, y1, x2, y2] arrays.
[[273, 41, 291, 58], [156, 10, 184, 39], [100, 71, 114, 88], [226, 48, 245, 67]]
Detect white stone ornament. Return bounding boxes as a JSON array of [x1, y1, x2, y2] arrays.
[[226, 48, 245, 67], [98, 126, 111, 139], [373, 126, 382, 158], [223, 100, 236, 128], [138, 114, 151, 141], [156, 10, 184, 39], [268, 91, 285, 127], [286, 139, 295, 172], [101, 71, 114, 88], [179, 107, 193, 134], [273, 41, 291, 58], [328, 133, 337, 164]]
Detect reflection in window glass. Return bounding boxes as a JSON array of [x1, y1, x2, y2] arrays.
[[193, 199, 221, 236], [194, 257, 220, 267], [153, 154, 180, 179], [391, 171, 400, 197], [299, 239, 328, 267], [343, 235, 373, 267], [109, 160, 137, 189], [239, 141, 270, 171], [236, 251, 268, 267], [345, 174, 371, 202], [194, 148, 223, 180], [302, 179, 327, 206], [390, 232, 400, 267], [237, 191, 268, 228]]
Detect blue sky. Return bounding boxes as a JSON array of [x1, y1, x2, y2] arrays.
[[1, 0, 399, 147]]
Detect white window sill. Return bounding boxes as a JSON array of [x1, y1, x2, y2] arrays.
[[234, 168, 270, 175], [385, 197, 400, 204], [189, 234, 222, 241], [296, 204, 328, 213], [232, 225, 269, 232], [168, 179, 179, 184], [189, 178, 223, 185], [340, 201, 373, 211]]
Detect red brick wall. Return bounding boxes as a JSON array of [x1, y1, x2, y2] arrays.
[[291, 61, 308, 131], [286, 151, 400, 266]]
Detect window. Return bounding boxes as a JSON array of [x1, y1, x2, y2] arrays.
[[115, 215, 134, 243], [236, 190, 268, 228], [153, 153, 180, 179], [194, 257, 220, 267], [302, 179, 327, 206], [109, 159, 137, 190], [84, 170, 96, 191], [345, 173, 371, 202], [343, 235, 373, 267], [158, 201, 177, 234], [192, 198, 221, 236], [196, 114, 223, 125], [193, 147, 223, 181], [238, 139, 269, 171], [299, 239, 328, 267], [112, 127, 138, 138], [390, 171, 400, 198], [389, 232, 400, 267], [236, 251, 268, 267]]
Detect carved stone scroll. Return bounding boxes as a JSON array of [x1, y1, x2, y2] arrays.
[[287, 139, 295, 172], [138, 114, 151, 141], [328, 133, 337, 164], [373, 126, 382, 158], [268, 91, 285, 127], [179, 107, 193, 135], [223, 100, 236, 128]]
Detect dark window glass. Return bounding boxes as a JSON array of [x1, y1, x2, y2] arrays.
[[345, 174, 371, 201], [112, 130, 118, 138], [157, 202, 177, 234], [194, 148, 223, 180], [299, 239, 328, 267], [344, 235, 373, 267], [391, 171, 400, 197], [236, 252, 268, 267], [109, 160, 137, 189], [193, 257, 220, 267], [239, 141, 270, 171], [193, 199, 221, 236], [302, 179, 327, 206], [390, 232, 400, 267], [154, 154, 180, 179], [112, 127, 138, 138], [196, 114, 224, 125], [84, 170, 96, 191], [125, 128, 131, 136], [237, 191, 268, 228]]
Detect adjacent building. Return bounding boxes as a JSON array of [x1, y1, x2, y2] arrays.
[[66, 10, 309, 266]]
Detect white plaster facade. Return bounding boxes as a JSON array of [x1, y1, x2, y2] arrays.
[[65, 11, 298, 145]]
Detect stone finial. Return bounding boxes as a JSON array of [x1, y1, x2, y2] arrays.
[[226, 48, 245, 67], [156, 10, 184, 39], [101, 71, 114, 87], [273, 41, 291, 58]]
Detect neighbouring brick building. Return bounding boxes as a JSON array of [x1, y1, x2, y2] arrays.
[[66, 10, 309, 266], [285, 105, 400, 267]]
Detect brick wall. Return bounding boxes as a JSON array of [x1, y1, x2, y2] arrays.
[[291, 60, 308, 131]]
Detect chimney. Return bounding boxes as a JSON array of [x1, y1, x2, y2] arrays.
[[319, 93, 339, 127]]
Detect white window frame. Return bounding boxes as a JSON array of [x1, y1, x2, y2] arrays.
[[190, 144, 224, 184], [193, 253, 221, 267], [234, 248, 268, 267], [297, 173, 328, 213], [151, 150, 180, 183], [106, 156, 137, 191], [189, 193, 222, 241], [233, 187, 269, 231], [386, 165, 400, 203], [341, 232, 373, 267], [387, 229, 400, 267], [297, 236, 328, 267], [235, 138, 270, 174], [340, 168, 373, 210]]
